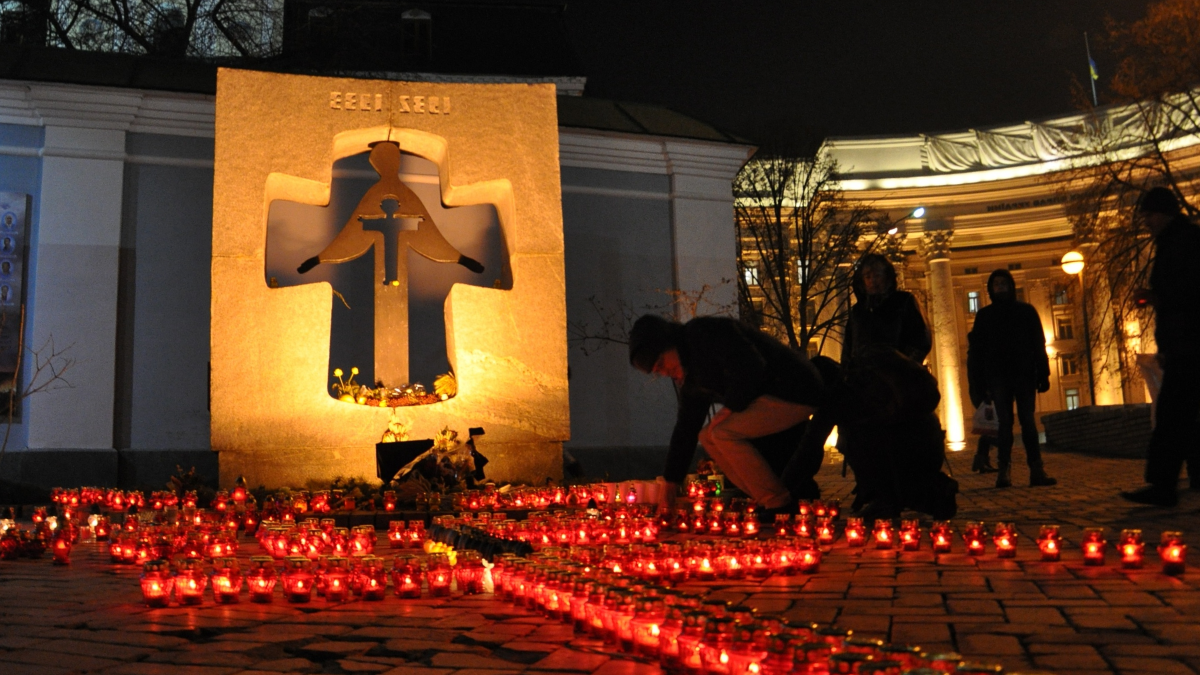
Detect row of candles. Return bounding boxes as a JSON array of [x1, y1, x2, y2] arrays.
[[138, 550, 486, 606]]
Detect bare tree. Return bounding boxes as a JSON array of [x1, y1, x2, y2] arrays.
[[0, 307, 77, 471], [567, 282, 735, 356], [1062, 0, 1200, 399], [0, 0, 281, 58], [735, 153, 884, 354]]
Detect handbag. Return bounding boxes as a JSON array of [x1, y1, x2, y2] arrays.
[[972, 401, 999, 436]]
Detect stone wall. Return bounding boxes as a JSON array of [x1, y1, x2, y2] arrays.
[[1041, 404, 1151, 459]]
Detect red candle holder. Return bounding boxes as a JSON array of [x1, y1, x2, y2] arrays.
[[1159, 531, 1187, 576], [427, 553, 452, 597], [676, 612, 708, 673], [772, 513, 791, 538], [174, 559, 208, 605], [796, 544, 821, 574], [211, 558, 243, 604], [93, 516, 111, 541], [771, 545, 796, 576], [140, 560, 175, 607], [931, 521, 953, 554], [247, 556, 277, 602], [383, 491, 397, 512], [1081, 528, 1107, 566], [845, 517, 865, 548], [793, 516, 813, 539], [742, 515, 759, 537], [699, 616, 735, 675], [323, 557, 351, 602], [392, 555, 423, 598], [1119, 529, 1145, 569], [816, 518, 835, 545], [388, 521, 406, 548], [630, 596, 666, 657], [1037, 524, 1062, 561], [51, 533, 72, 565], [456, 550, 487, 595], [349, 525, 376, 556], [872, 519, 894, 550], [899, 519, 921, 551], [695, 553, 717, 581], [797, 500, 811, 518], [283, 557, 315, 602], [963, 522, 987, 556], [993, 522, 1018, 559], [747, 548, 772, 579]]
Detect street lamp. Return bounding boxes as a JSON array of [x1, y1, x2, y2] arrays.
[[1060, 250, 1096, 405], [884, 206, 926, 235]]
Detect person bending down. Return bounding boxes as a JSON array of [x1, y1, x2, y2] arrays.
[[628, 315, 823, 516]]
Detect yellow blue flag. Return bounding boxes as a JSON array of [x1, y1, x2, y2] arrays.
[[1088, 57, 1099, 81]]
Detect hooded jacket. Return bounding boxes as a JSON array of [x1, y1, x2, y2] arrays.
[[842, 254, 931, 365], [966, 269, 1050, 404]]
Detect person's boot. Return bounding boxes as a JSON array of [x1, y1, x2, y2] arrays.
[[1029, 468, 1057, 487], [995, 463, 1012, 488], [1121, 485, 1179, 507], [972, 453, 997, 473]]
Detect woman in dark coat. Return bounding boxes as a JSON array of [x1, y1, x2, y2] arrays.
[[842, 254, 931, 365]]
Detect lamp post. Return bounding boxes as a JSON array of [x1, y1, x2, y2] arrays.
[[1061, 251, 1096, 405]]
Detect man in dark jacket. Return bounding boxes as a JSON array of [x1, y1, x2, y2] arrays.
[[843, 254, 931, 365], [629, 315, 823, 514], [967, 269, 1057, 488], [1122, 187, 1200, 507]]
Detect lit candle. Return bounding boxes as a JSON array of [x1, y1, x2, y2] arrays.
[[1081, 528, 1107, 566], [899, 519, 921, 551], [1119, 529, 1144, 569], [931, 521, 953, 554], [392, 555, 423, 598], [456, 550, 486, 595], [816, 518, 835, 546], [749, 548, 772, 579], [963, 522, 987, 557], [51, 533, 71, 565], [845, 517, 865, 548], [140, 560, 175, 608], [174, 559, 208, 606], [631, 596, 666, 657], [426, 553, 452, 597], [1037, 525, 1062, 561], [282, 557, 315, 602], [211, 558, 243, 604], [246, 556, 277, 602], [771, 545, 796, 576], [993, 522, 1018, 559], [793, 516, 813, 539], [796, 544, 820, 574], [872, 519, 894, 550], [773, 513, 791, 538], [388, 521, 406, 549], [1159, 531, 1187, 576], [742, 515, 758, 537]]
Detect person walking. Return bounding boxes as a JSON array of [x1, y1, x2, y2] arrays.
[[1122, 187, 1200, 507], [628, 314, 824, 516], [967, 269, 1057, 488], [842, 253, 931, 365]]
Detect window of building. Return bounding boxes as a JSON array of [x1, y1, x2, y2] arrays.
[[1056, 317, 1074, 340], [1015, 287, 1026, 303], [400, 8, 432, 58], [804, 300, 817, 326], [967, 291, 981, 314], [1053, 286, 1069, 305], [1060, 354, 1080, 377], [797, 260, 810, 285], [743, 264, 759, 286], [1065, 388, 1080, 410], [807, 339, 820, 360], [1008, 262, 1022, 271], [964, 266, 978, 275]]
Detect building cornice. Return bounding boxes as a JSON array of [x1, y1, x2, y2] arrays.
[[0, 79, 216, 137], [558, 127, 753, 179]]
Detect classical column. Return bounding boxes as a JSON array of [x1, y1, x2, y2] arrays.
[[922, 229, 966, 451], [24, 86, 143, 459]]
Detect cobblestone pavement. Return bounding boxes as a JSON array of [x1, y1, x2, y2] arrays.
[[1, 450, 1199, 675]]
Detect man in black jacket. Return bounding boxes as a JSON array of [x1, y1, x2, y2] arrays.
[[1122, 187, 1200, 507], [967, 269, 1057, 488], [629, 315, 823, 514]]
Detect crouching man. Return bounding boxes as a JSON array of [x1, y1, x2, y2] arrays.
[[628, 315, 823, 517]]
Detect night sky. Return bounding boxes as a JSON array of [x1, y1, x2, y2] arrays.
[[564, 1, 1152, 148]]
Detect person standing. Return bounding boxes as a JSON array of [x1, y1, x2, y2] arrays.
[[628, 315, 824, 516], [842, 253, 931, 365], [1122, 187, 1200, 507], [967, 269, 1057, 488]]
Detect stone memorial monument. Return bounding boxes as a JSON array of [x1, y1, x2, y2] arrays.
[[212, 69, 569, 488]]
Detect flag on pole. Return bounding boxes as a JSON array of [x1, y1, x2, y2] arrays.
[[1088, 56, 1099, 81]]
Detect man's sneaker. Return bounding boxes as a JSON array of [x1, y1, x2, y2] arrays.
[[1120, 485, 1179, 507]]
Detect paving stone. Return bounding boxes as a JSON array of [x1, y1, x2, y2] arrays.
[[529, 648, 611, 672], [248, 657, 321, 672], [1108, 656, 1196, 674], [958, 633, 1025, 655], [430, 652, 528, 669]]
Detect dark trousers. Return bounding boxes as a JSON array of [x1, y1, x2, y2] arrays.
[[991, 382, 1044, 470], [1146, 356, 1200, 488]]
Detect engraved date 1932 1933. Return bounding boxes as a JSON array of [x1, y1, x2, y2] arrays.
[[329, 92, 451, 115]]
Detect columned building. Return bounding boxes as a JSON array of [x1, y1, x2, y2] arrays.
[[820, 105, 1200, 448]]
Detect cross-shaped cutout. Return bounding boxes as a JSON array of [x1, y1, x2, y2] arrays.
[[360, 198, 423, 285]]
